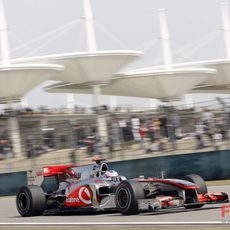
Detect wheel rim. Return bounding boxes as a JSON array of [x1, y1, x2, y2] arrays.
[[117, 187, 130, 209], [18, 192, 28, 211]]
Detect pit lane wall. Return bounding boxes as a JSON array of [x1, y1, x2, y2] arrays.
[[0, 149, 230, 196]]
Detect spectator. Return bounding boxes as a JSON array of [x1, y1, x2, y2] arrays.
[[147, 119, 156, 143], [159, 114, 168, 138], [194, 120, 205, 149], [93, 137, 104, 156], [131, 117, 141, 142], [168, 112, 180, 151], [201, 108, 215, 146], [139, 122, 147, 151], [69, 150, 76, 164], [111, 120, 120, 146], [215, 116, 227, 141], [213, 132, 222, 150]]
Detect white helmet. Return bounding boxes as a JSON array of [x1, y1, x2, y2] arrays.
[[104, 170, 118, 178]]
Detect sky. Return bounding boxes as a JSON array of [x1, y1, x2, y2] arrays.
[[2, 0, 230, 109]]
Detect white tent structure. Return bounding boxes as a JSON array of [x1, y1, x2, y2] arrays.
[[0, 62, 64, 156], [45, 67, 216, 101], [10, 0, 143, 103], [44, 9, 216, 101], [0, 0, 143, 102], [11, 0, 142, 86], [0, 0, 64, 103], [11, 0, 143, 143], [191, 85, 230, 94], [1, 0, 227, 153], [11, 0, 142, 87], [127, 3, 230, 96], [128, 59, 230, 94], [128, 2, 230, 95], [0, 0, 65, 156], [196, 60, 230, 87], [0, 63, 63, 103], [141, 59, 230, 94], [12, 51, 142, 84], [0, 0, 141, 154], [189, 59, 230, 93]]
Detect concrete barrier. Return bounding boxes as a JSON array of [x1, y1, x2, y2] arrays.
[[0, 171, 27, 196]]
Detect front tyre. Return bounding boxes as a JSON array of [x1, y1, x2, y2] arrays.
[[16, 185, 46, 217], [183, 174, 207, 209], [115, 180, 145, 215], [183, 174, 208, 194]]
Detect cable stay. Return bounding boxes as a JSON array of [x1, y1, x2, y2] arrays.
[[173, 30, 221, 62], [94, 21, 128, 49], [10, 19, 81, 56]]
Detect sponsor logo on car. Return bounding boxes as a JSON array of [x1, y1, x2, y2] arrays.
[[65, 186, 92, 205], [66, 197, 80, 203], [79, 187, 92, 204]]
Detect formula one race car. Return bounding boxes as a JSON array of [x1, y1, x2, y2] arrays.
[[16, 156, 229, 216]]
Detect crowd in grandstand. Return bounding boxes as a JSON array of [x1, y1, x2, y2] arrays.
[[106, 107, 229, 155], [0, 98, 229, 160]]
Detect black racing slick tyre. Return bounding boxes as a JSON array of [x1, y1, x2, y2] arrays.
[[183, 174, 208, 194], [115, 180, 145, 215], [183, 174, 207, 209], [16, 185, 46, 217]]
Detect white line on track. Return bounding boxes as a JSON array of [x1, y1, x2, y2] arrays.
[[0, 222, 229, 225]]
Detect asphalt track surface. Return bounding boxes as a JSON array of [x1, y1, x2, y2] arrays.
[[0, 185, 230, 224]]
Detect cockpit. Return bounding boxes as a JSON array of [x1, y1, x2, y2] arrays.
[[92, 162, 108, 177], [69, 162, 109, 180]]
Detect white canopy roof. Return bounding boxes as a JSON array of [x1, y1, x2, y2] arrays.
[[201, 59, 230, 86], [131, 59, 230, 88], [13, 50, 143, 84], [191, 85, 230, 94], [172, 59, 230, 94], [0, 63, 63, 103], [172, 59, 230, 87], [45, 68, 216, 101]]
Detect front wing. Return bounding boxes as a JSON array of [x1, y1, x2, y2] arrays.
[[137, 192, 229, 211]]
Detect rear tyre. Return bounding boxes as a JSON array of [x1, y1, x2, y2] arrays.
[[16, 185, 46, 217], [115, 180, 145, 215], [183, 174, 207, 209]]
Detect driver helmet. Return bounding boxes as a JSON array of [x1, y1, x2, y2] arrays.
[[104, 170, 118, 178]]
